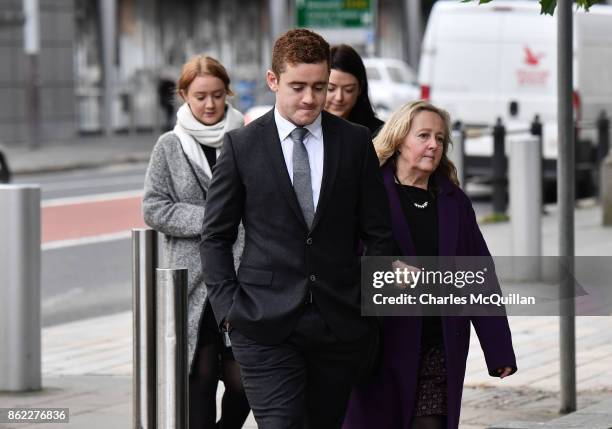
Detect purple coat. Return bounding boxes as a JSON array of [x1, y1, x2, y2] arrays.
[[343, 162, 517, 429]]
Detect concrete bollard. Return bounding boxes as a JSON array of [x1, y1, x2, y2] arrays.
[[509, 136, 542, 281], [156, 268, 188, 429], [0, 185, 41, 391]]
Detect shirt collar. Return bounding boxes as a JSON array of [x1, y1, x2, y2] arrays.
[[274, 107, 323, 141]]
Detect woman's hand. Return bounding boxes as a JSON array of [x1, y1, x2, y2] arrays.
[[496, 366, 514, 379], [391, 260, 420, 289]]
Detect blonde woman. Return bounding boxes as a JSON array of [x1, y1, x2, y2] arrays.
[[343, 101, 517, 429]]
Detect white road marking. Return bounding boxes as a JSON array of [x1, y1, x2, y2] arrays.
[[37, 175, 145, 192], [42, 230, 133, 251]]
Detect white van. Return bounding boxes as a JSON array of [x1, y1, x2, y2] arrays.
[[363, 58, 420, 120], [418, 0, 612, 194]]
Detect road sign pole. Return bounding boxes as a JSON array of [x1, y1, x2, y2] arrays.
[[557, 0, 576, 414]]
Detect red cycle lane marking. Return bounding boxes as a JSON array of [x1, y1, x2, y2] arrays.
[[42, 196, 147, 244]]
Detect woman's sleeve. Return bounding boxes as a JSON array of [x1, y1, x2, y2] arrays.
[[142, 140, 205, 238], [464, 198, 518, 377]]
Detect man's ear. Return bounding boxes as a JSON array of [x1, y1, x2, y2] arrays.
[[266, 70, 279, 92]]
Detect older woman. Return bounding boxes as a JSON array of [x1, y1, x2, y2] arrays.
[[142, 55, 249, 429], [325, 44, 384, 136], [343, 100, 517, 429]]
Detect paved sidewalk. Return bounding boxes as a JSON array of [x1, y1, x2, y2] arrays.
[[1, 175, 611, 428], [1, 133, 157, 176], [0, 310, 257, 429], [2, 311, 611, 428]]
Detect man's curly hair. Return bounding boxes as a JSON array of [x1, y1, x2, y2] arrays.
[[271, 28, 331, 77]]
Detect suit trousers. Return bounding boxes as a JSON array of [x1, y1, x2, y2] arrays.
[[229, 303, 377, 429]]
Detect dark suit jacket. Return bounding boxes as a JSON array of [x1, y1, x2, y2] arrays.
[[200, 109, 396, 344]]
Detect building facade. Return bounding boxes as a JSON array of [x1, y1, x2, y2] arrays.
[[0, 0, 444, 144], [0, 0, 75, 144]]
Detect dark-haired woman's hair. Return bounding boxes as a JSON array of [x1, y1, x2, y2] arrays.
[[330, 44, 382, 134]]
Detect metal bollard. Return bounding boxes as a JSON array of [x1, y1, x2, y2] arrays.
[[597, 111, 610, 163], [132, 229, 158, 429], [492, 117, 507, 215], [0, 148, 11, 183], [156, 268, 188, 429], [509, 137, 542, 281], [0, 185, 41, 391], [530, 114, 546, 205], [450, 121, 466, 187]]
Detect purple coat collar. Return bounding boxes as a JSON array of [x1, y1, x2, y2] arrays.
[[381, 161, 459, 257]]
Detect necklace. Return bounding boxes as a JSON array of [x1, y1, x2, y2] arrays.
[[410, 199, 429, 209], [393, 171, 431, 210]]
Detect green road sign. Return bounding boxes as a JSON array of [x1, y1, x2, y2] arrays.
[[296, 0, 374, 29]]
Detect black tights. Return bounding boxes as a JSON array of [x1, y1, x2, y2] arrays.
[[411, 415, 447, 429], [189, 309, 250, 429]]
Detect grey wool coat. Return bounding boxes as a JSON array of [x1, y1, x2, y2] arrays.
[[142, 131, 243, 372]]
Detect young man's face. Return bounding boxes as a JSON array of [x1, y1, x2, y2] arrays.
[[266, 61, 329, 126]]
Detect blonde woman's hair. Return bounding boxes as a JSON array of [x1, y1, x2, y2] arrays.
[[373, 100, 459, 186]]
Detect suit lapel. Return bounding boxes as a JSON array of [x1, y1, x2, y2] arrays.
[[259, 111, 309, 230], [311, 112, 340, 232]]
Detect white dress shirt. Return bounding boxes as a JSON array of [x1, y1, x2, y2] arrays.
[[274, 107, 324, 209]]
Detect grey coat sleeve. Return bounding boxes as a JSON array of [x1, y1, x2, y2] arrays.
[[142, 138, 205, 238]]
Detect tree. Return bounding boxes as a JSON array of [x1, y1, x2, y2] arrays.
[[463, 0, 599, 15]]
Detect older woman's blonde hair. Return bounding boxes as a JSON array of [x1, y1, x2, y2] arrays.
[[374, 100, 459, 186]]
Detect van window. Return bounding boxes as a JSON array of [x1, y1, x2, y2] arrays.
[[388, 65, 416, 84], [365, 66, 381, 81]]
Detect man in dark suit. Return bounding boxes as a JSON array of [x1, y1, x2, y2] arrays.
[[200, 29, 396, 428]]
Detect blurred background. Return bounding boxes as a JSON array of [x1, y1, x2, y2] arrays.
[[0, 0, 435, 143], [2, 1, 612, 427]]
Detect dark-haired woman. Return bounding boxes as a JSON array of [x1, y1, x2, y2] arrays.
[[143, 54, 249, 429], [325, 44, 384, 136]]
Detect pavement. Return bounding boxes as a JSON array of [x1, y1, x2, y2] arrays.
[[0, 132, 157, 176], [1, 134, 612, 428]]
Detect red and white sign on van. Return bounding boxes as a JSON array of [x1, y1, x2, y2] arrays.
[[516, 46, 549, 86], [524, 47, 544, 66]]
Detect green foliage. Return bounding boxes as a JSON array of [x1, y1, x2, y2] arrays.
[[479, 213, 510, 224], [461, 0, 601, 15]]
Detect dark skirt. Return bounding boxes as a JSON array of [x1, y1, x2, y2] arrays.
[[196, 302, 237, 365], [413, 344, 448, 417]]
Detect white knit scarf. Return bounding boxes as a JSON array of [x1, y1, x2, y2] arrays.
[[173, 102, 244, 178]]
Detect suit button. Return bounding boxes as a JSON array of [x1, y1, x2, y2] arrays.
[[306, 238, 313, 245], [309, 274, 316, 282]]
